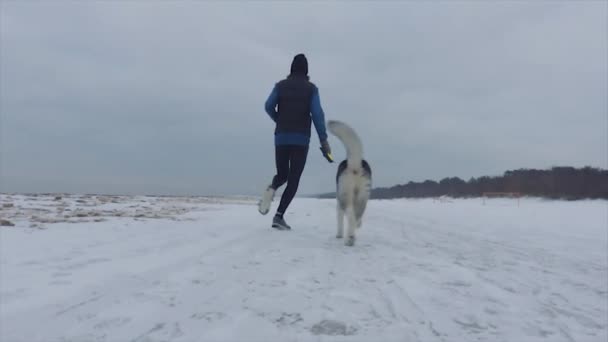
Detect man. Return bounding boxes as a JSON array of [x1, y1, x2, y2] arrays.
[[258, 53, 333, 230]]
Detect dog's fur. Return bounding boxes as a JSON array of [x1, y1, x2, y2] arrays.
[[327, 120, 372, 246]]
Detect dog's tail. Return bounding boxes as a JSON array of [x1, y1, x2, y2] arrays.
[[327, 120, 363, 169]]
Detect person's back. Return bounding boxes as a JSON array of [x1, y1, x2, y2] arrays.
[[274, 75, 314, 138], [258, 53, 333, 230]]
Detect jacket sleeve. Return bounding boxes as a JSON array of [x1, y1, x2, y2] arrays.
[[264, 85, 279, 122], [310, 86, 328, 142]]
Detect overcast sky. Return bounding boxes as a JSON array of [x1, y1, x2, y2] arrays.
[[1, 1, 606, 196]]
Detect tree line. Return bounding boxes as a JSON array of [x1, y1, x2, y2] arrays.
[[319, 166, 608, 200]]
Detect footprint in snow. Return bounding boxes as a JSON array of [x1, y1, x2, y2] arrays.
[[443, 280, 471, 288], [191, 312, 226, 322], [275, 312, 303, 327], [310, 320, 357, 336], [93, 317, 132, 330]]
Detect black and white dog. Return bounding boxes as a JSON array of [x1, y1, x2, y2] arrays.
[[327, 120, 372, 246]]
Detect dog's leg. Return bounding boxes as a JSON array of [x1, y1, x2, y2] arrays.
[[354, 197, 367, 230], [345, 207, 357, 246], [336, 205, 344, 239]]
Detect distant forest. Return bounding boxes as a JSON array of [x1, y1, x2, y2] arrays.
[[319, 167, 608, 200]]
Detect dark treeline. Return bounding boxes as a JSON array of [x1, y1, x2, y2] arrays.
[[319, 167, 608, 200]]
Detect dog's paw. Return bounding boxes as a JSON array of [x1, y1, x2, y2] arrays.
[[345, 236, 355, 246]]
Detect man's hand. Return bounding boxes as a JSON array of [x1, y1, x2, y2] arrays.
[[320, 140, 333, 163]]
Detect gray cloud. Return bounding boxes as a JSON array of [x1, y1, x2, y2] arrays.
[[1, 1, 606, 196]]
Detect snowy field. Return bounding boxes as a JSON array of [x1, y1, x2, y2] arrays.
[[1, 194, 606, 342]]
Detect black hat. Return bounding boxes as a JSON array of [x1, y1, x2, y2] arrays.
[[290, 53, 308, 75]]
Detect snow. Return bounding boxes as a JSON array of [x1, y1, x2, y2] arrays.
[[1, 194, 606, 342]]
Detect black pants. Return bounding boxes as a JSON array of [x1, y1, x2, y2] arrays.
[[271, 145, 309, 215]]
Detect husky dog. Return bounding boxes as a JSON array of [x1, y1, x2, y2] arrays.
[[327, 120, 372, 246]]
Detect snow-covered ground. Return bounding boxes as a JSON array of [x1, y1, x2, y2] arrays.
[[1, 194, 606, 342]]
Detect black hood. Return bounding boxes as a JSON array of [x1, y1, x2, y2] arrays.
[[290, 53, 308, 76]]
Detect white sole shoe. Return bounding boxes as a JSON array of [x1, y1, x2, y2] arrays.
[[257, 186, 275, 215]]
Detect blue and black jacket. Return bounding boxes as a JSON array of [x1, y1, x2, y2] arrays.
[[264, 74, 328, 146]]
